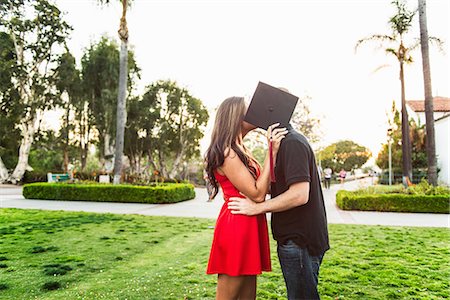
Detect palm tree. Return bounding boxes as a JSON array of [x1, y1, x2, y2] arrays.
[[418, 0, 437, 185], [356, 0, 440, 185], [97, 0, 129, 184]]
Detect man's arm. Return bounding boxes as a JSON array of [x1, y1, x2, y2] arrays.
[[228, 181, 310, 216]]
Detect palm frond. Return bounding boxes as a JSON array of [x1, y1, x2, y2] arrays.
[[409, 36, 445, 54], [429, 36, 445, 54], [355, 35, 395, 53], [409, 38, 421, 51], [95, 0, 132, 8], [371, 64, 391, 74], [385, 48, 398, 58]]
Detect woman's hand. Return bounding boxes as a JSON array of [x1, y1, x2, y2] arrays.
[[267, 123, 288, 154]]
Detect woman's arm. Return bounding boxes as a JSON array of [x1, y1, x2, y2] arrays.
[[220, 126, 287, 202]]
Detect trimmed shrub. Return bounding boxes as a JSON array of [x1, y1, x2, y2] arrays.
[[336, 190, 450, 214], [23, 183, 195, 204]]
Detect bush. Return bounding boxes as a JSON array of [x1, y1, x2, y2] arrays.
[[22, 182, 196, 204], [353, 184, 405, 195], [336, 190, 449, 214], [407, 179, 450, 195], [22, 171, 48, 184]]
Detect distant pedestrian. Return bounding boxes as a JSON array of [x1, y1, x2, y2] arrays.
[[339, 169, 347, 184], [324, 167, 332, 189]]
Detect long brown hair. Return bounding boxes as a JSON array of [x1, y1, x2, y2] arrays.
[[205, 96, 258, 199]]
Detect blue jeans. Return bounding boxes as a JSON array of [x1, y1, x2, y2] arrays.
[[277, 240, 324, 300]]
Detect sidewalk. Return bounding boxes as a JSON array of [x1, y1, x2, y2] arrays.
[[1, 180, 449, 228]]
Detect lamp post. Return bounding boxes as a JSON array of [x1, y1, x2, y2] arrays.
[[387, 128, 393, 185]]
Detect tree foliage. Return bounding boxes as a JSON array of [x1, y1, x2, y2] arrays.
[[0, 0, 71, 182], [0, 31, 20, 170], [376, 102, 427, 171], [54, 49, 82, 172], [290, 95, 322, 144], [319, 140, 371, 172], [355, 0, 443, 182], [80, 37, 140, 167], [133, 80, 209, 179]]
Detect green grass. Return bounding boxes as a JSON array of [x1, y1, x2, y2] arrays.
[[0, 208, 449, 299]]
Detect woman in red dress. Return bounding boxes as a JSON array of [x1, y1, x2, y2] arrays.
[[205, 96, 287, 299]]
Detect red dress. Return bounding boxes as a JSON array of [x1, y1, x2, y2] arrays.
[[206, 169, 272, 276]]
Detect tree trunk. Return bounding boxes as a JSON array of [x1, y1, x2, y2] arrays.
[[169, 154, 183, 179], [63, 94, 70, 173], [147, 150, 158, 171], [0, 156, 9, 182], [136, 153, 141, 174], [418, 0, 438, 185], [399, 61, 413, 184], [113, 0, 129, 185], [104, 133, 115, 173], [79, 110, 91, 172], [158, 150, 168, 179], [169, 146, 186, 179], [79, 121, 87, 172], [8, 119, 36, 184]]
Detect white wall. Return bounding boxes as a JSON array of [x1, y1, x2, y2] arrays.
[[416, 111, 448, 126], [435, 115, 449, 186]]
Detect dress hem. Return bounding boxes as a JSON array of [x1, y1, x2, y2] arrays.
[[206, 269, 272, 276]]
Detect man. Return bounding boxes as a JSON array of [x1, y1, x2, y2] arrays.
[[228, 82, 329, 299], [323, 166, 332, 189]]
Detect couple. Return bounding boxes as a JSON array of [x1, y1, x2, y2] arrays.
[[205, 84, 329, 300]]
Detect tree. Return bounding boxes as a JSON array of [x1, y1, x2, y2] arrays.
[[28, 129, 64, 174], [54, 48, 82, 173], [124, 95, 158, 175], [142, 80, 209, 179], [355, 0, 442, 185], [290, 95, 322, 144], [319, 140, 371, 172], [0, 0, 71, 183], [376, 101, 427, 173], [0, 31, 21, 181], [96, 0, 131, 184], [418, 0, 437, 185], [81, 37, 139, 173]]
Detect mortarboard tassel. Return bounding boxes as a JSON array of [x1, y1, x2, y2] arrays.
[[269, 140, 276, 183]]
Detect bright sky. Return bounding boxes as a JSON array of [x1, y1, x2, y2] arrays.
[[51, 0, 449, 157]]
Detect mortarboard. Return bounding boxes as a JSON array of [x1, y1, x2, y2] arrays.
[[244, 81, 299, 130], [244, 82, 299, 183]]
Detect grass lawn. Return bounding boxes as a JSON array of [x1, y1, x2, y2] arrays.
[[0, 208, 449, 299]]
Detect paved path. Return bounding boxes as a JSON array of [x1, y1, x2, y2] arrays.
[[1, 179, 449, 228]]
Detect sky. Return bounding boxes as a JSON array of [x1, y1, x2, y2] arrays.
[[49, 0, 449, 158]]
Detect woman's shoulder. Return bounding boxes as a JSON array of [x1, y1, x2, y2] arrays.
[[222, 147, 241, 164]]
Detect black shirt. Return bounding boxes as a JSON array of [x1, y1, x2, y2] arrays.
[[271, 125, 330, 256]]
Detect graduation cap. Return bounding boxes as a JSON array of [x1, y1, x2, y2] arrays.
[[244, 81, 299, 130], [244, 82, 299, 182]]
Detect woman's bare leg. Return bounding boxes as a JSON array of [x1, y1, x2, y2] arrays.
[[238, 275, 257, 299], [216, 274, 245, 300]]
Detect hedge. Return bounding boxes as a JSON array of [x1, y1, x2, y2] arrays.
[[22, 183, 196, 204], [336, 190, 450, 214]]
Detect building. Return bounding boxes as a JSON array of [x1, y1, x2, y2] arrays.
[[407, 97, 450, 125], [406, 97, 450, 185]]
